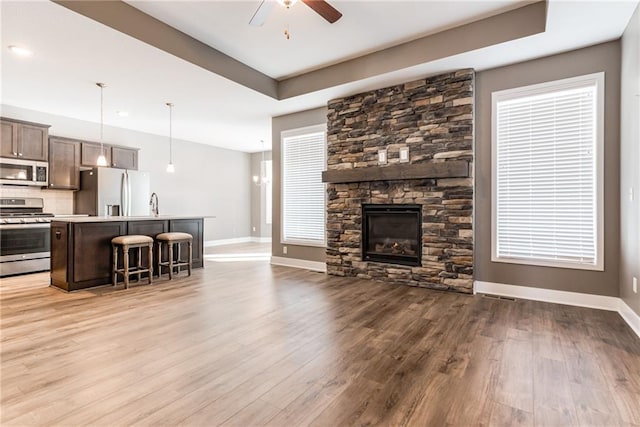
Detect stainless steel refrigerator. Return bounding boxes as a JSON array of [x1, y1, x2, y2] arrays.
[[74, 168, 151, 216]]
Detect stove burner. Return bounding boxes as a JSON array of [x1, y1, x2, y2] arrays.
[[0, 212, 55, 218], [0, 197, 53, 224]]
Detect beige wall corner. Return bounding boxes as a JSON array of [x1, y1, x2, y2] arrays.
[[619, 4, 640, 316], [271, 107, 328, 263]]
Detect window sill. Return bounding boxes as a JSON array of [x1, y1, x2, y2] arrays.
[[491, 255, 604, 272]]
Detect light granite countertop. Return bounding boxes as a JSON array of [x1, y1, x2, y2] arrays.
[[51, 215, 212, 223]]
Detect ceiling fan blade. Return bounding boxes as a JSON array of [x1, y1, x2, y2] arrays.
[[249, 0, 275, 26], [302, 0, 342, 23]]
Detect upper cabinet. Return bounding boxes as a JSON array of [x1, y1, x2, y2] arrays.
[[0, 118, 49, 161], [81, 142, 138, 170], [49, 137, 80, 190], [0, 121, 17, 158], [81, 142, 111, 167], [111, 147, 138, 170]]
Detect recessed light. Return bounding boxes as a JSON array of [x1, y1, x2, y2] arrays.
[[116, 111, 129, 117], [8, 45, 32, 57]]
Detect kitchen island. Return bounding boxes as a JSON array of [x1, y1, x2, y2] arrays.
[[50, 216, 204, 291]]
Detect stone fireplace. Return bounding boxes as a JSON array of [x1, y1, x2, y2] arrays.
[[323, 69, 474, 293]]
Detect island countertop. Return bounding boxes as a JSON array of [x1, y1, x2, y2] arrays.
[[51, 215, 213, 223], [50, 216, 205, 291]]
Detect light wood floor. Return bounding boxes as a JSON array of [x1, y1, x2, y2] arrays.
[[1, 246, 639, 426]]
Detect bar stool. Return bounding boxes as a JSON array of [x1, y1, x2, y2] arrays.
[[156, 232, 193, 279], [111, 235, 154, 289]]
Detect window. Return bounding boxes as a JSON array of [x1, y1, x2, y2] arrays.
[[492, 73, 604, 270], [282, 124, 326, 246]]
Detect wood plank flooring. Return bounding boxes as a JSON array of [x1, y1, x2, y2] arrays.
[[1, 245, 639, 426]]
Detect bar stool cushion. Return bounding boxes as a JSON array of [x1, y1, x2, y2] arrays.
[[112, 235, 154, 245], [156, 232, 193, 242]]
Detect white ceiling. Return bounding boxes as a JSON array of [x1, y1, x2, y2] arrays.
[[1, 0, 638, 153], [126, 0, 526, 79]]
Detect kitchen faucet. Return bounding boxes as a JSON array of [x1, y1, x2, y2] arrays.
[[149, 192, 159, 217]]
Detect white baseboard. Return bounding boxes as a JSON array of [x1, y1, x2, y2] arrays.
[[619, 299, 640, 338], [205, 237, 272, 247], [474, 280, 620, 311], [270, 256, 327, 273], [252, 237, 272, 243], [474, 280, 640, 338]]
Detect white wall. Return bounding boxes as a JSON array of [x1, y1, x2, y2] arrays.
[[1, 104, 252, 242]]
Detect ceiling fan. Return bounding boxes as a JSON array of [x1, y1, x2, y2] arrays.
[[249, 0, 343, 26]]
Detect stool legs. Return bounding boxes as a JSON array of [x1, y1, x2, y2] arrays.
[[156, 238, 192, 280], [123, 244, 130, 289], [147, 243, 153, 284], [112, 241, 153, 289], [112, 245, 118, 286], [168, 242, 174, 280], [137, 246, 142, 283]]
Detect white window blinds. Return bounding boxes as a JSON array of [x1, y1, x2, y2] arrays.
[[492, 73, 604, 270], [282, 125, 326, 246]]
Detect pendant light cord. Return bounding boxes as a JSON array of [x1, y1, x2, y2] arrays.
[[96, 82, 105, 158], [100, 85, 103, 143], [167, 103, 173, 164]]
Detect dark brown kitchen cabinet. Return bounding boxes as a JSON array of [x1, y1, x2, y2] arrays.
[[48, 137, 80, 190], [0, 118, 49, 161], [81, 142, 111, 167], [82, 143, 137, 170], [0, 120, 17, 158], [111, 146, 138, 170], [128, 220, 169, 275], [169, 218, 204, 268], [50, 221, 128, 291]]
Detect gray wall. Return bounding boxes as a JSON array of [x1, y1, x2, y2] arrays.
[[475, 41, 621, 296], [250, 150, 272, 239], [272, 42, 624, 298], [620, 5, 640, 315], [271, 107, 327, 262], [0, 104, 252, 242]]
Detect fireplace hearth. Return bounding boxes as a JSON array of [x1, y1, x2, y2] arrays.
[[362, 204, 422, 266]]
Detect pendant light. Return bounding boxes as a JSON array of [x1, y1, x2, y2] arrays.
[[253, 140, 269, 185], [166, 102, 175, 173], [95, 83, 108, 166]]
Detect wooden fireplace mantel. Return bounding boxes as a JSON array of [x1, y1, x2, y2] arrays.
[[321, 160, 469, 184]]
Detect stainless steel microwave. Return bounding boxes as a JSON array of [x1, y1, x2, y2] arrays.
[[0, 158, 48, 187]]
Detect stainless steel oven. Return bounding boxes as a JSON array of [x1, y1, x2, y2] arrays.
[[0, 198, 52, 277]]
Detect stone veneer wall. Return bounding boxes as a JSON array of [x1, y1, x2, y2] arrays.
[[326, 69, 474, 293]]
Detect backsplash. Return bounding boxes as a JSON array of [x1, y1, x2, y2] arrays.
[[0, 187, 74, 214]]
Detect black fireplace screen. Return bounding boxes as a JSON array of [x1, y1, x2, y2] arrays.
[[362, 204, 422, 266]]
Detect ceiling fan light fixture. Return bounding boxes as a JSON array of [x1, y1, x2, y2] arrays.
[[276, 0, 298, 8]]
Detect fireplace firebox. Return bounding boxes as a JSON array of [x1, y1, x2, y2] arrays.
[[362, 204, 422, 266]]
